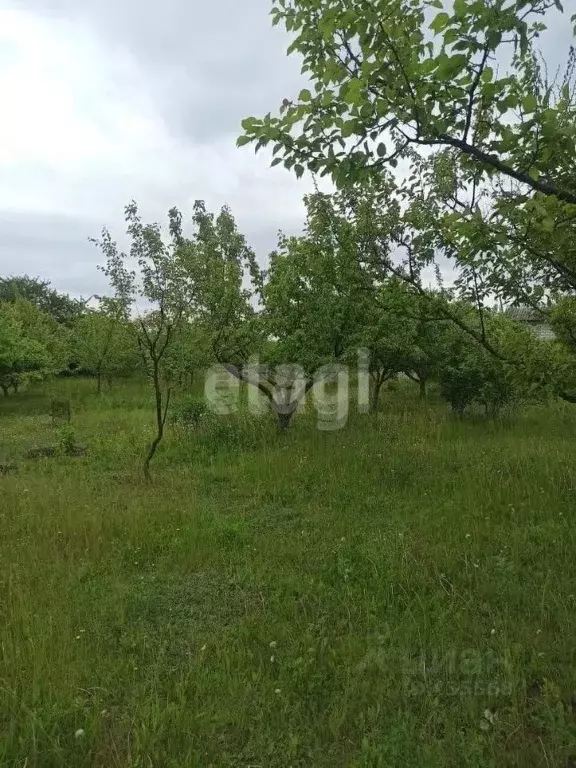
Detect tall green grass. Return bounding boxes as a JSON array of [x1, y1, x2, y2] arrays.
[[1, 377, 575, 766]]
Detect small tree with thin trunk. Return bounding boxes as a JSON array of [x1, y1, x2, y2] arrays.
[[72, 298, 137, 393], [263, 193, 443, 415], [349, 280, 427, 412], [95, 202, 188, 481], [176, 199, 330, 431], [257, 192, 368, 425], [175, 200, 293, 429], [136, 309, 183, 481], [397, 296, 455, 401]]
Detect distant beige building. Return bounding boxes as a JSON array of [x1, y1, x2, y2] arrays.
[[504, 306, 556, 341]]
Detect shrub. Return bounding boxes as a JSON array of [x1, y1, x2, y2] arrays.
[[56, 423, 77, 455], [439, 355, 518, 417], [439, 365, 483, 415], [171, 398, 208, 427]]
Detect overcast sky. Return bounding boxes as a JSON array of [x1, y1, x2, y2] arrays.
[[0, 1, 572, 300], [0, 0, 313, 298]]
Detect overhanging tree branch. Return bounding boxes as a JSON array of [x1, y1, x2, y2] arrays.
[[415, 134, 576, 204]]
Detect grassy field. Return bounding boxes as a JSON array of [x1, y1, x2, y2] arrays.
[[1, 377, 575, 767]]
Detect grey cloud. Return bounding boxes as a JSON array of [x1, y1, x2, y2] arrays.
[[0, 211, 111, 298], [18, 0, 574, 143], [5, 0, 573, 297], [18, 0, 305, 142], [244, 223, 295, 264]]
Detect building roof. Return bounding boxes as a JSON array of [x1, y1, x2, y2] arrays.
[[504, 305, 556, 340], [504, 305, 544, 323]]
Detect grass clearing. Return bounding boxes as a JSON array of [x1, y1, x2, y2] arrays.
[[1, 378, 576, 766]]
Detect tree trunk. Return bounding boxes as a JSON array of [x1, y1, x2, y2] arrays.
[[143, 363, 171, 482], [276, 408, 295, 432], [419, 377, 427, 400], [97, 368, 102, 395], [271, 382, 302, 432], [143, 433, 162, 482], [370, 376, 384, 413], [12, 381, 19, 394], [0, 384, 9, 397]]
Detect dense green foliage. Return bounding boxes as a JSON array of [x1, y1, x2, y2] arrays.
[[1, 185, 573, 461], [0, 275, 84, 325], [239, 0, 576, 401]]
